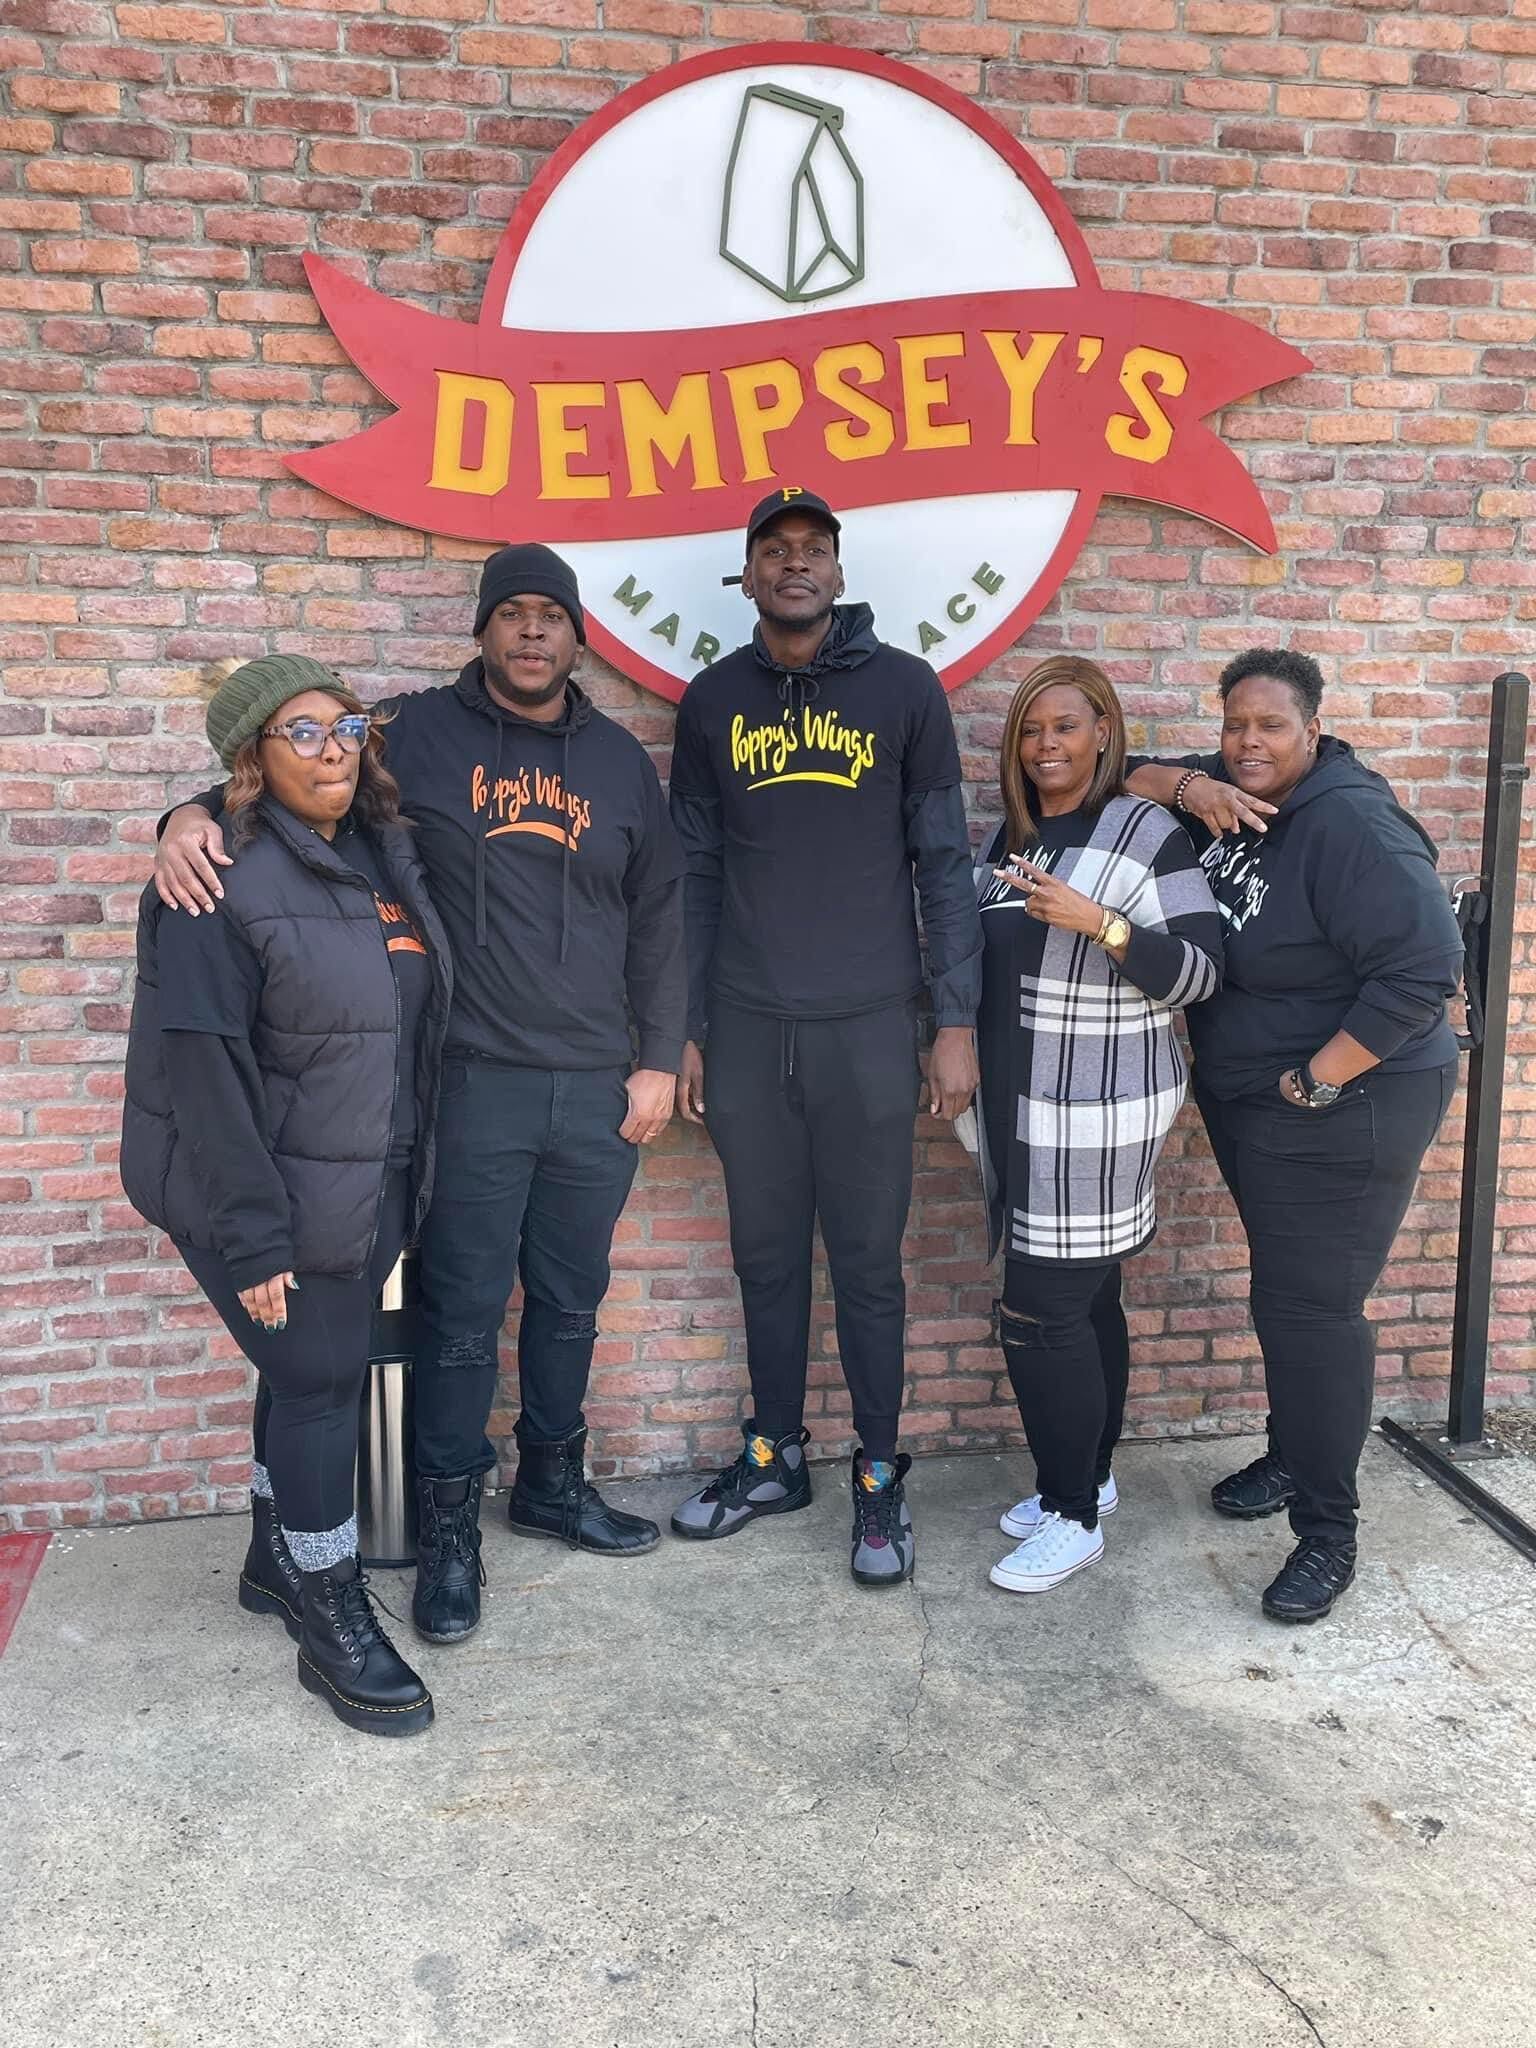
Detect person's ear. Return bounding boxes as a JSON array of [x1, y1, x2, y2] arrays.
[[835, 566, 846, 598]]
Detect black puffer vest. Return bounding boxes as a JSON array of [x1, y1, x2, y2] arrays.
[[121, 799, 453, 1277]]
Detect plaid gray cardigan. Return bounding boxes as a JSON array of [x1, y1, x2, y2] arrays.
[[976, 796, 1223, 1265]]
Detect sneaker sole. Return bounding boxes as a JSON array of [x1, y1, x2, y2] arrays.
[[851, 1560, 914, 1587], [989, 1544, 1104, 1595], [999, 1497, 1118, 1541], [297, 1652, 435, 1736], [1211, 1491, 1296, 1522], [238, 1573, 301, 1642], [506, 1516, 662, 1555], [669, 1491, 813, 1541]]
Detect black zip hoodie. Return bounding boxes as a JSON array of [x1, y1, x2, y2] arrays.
[[177, 661, 686, 1074], [1165, 736, 1464, 1100]]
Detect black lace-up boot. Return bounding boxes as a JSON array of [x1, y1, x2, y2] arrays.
[[506, 1419, 660, 1554], [1261, 1539, 1357, 1623], [299, 1556, 434, 1736], [413, 1473, 486, 1645], [670, 1422, 813, 1539], [850, 1451, 915, 1587], [238, 1493, 303, 1641]]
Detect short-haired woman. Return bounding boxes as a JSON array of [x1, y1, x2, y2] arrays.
[[1128, 648, 1464, 1622], [123, 655, 452, 1736], [978, 657, 1222, 1594]]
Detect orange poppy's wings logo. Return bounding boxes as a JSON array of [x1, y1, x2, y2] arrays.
[[291, 47, 1310, 705]]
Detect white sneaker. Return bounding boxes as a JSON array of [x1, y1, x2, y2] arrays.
[[989, 1511, 1105, 1594], [1000, 1473, 1118, 1540]]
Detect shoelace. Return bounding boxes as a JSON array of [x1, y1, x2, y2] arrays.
[[557, 1465, 598, 1551], [420, 1493, 486, 1591], [855, 1477, 901, 1547], [706, 1446, 771, 1509], [333, 1571, 392, 1653], [1022, 1511, 1087, 1559]]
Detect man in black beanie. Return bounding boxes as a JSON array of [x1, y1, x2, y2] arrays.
[[155, 543, 686, 1645]]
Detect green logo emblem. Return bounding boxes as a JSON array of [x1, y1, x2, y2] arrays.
[[720, 85, 865, 305]]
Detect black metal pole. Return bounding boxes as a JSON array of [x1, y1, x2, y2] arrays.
[[1445, 670, 1529, 1444], [1380, 671, 1534, 1565]]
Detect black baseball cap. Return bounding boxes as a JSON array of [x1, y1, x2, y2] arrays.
[[744, 487, 841, 552]]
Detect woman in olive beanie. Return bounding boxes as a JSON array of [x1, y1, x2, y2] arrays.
[[121, 656, 454, 1738]]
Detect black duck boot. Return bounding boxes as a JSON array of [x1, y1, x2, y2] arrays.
[[237, 1494, 303, 1641], [413, 1473, 486, 1645], [506, 1419, 660, 1554], [298, 1556, 434, 1737]]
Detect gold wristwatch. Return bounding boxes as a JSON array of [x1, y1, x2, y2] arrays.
[[1096, 908, 1130, 950]]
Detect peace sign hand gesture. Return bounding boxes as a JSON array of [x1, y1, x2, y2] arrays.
[[993, 855, 1107, 938]]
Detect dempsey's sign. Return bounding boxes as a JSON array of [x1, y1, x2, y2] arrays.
[[291, 47, 1310, 704]]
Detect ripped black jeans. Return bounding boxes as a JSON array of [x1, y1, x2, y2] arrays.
[[413, 1057, 639, 1481], [997, 1259, 1129, 1530]]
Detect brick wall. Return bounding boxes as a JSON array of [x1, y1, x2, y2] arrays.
[[2, 0, 1533, 1530]]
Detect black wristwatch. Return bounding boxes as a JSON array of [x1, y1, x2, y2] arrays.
[[1293, 1060, 1342, 1109]]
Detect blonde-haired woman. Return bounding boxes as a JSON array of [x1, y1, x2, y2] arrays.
[[122, 654, 452, 1736], [976, 657, 1222, 1594]]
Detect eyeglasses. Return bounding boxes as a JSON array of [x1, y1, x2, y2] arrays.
[[260, 714, 373, 758]]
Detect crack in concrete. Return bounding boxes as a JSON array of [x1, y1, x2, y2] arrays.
[[1044, 1815, 1326, 2047], [748, 1964, 759, 2048], [843, 1583, 935, 1895]]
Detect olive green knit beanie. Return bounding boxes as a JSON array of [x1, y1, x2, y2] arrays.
[[203, 654, 355, 771]]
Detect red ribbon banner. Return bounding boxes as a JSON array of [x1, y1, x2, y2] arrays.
[[290, 252, 1309, 552]]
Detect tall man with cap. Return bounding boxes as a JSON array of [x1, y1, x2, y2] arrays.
[[155, 545, 686, 1643], [668, 490, 983, 1586]]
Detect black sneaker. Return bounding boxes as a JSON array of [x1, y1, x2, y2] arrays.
[[1211, 1449, 1297, 1520], [850, 1451, 914, 1587], [670, 1423, 812, 1540], [1261, 1539, 1356, 1624]]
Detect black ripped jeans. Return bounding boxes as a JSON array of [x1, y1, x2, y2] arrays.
[[413, 1057, 639, 1480], [997, 1259, 1130, 1530]]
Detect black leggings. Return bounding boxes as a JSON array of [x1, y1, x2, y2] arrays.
[[179, 1173, 408, 1544], [998, 1259, 1129, 1529]]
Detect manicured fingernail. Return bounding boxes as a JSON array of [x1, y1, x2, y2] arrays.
[[275, 1320, 286, 1331], [288, 1281, 301, 1292]]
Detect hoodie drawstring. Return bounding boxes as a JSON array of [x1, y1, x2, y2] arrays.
[[779, 1018, 798, 1088], [559, 723, 571, 966], [474, 717, 503, 948]]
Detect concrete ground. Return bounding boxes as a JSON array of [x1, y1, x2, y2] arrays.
[[3, 1435, 1535, 2048]]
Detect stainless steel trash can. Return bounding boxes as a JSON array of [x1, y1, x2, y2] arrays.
[[357, 1246, 420, 1569]]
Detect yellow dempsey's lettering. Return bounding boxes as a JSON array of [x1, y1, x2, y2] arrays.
[[423, 335, 1192, 501], [533, 380, 611, 500], [722, 358, 804, 483], [1105, 346, 1186, 465], [814, 343, 896, 463], [897, 333, 971, 452], [982, 330, 1064, 447], [429, 371, 513, 497], [616, 372, 725, 498]]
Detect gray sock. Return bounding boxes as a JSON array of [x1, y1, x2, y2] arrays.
[[250, 1462, 274, 1501], [282, 1514, 358, 1574]]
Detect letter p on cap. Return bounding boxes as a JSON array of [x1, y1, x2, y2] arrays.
[[781, 485, 803, 501]]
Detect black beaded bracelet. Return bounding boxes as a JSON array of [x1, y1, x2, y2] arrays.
[[1173, 769, 1208, 814]]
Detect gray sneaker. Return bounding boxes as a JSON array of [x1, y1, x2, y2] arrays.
[[850, 1451, 914, 1587], [670, 1424, 812, 1540]]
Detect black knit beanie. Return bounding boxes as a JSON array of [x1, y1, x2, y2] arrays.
[[473, 543, 586, 643]]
